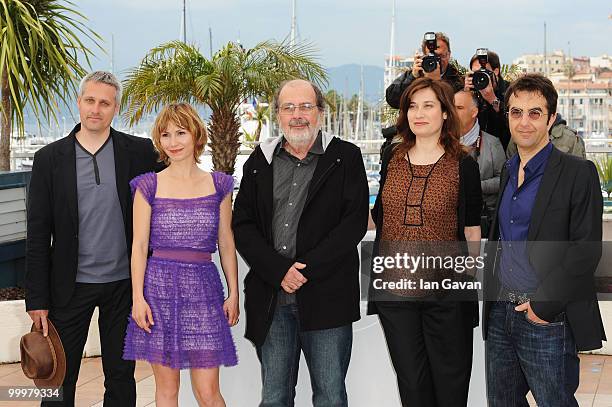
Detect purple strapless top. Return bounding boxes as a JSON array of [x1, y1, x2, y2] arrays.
[[130, 171, 234, 253]]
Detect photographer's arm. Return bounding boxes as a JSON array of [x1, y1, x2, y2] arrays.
[[479, 80, 499, 111], [385, 71, 415, 109], [385, 53, 422, 109]]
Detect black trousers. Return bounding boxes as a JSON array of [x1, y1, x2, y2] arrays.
[[42, 279, 135, 407], [377, 301, 474, 407]]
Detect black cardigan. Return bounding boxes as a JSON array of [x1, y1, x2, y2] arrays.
[[366, 144, 483, 322], [232, 137, 370, 346]]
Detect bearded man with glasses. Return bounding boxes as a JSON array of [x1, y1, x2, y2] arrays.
[[482, 73, 605, 406], [232, 79, 369, 407]]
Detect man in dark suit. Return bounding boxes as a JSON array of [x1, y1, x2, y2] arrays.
[[483, 73, 605, 406], [25, 71, 161, 406]]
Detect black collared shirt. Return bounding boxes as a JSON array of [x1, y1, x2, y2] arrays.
[[272, 133, 324, 304]]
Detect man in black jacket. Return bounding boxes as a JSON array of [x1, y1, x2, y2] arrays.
[[386, 32, 462, 109], [25, 71, 161, 406], [232, 79, 369, 407], [483, 73, 605, 406], [465, 50, 512, 149]]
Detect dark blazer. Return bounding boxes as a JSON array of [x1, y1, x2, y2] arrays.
[[232, 137, 370, 347], [25, 124, 161, 311], [366, 145, 483, 325], [483, 146, 605, 351]]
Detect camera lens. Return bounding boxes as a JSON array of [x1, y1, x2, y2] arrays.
[[472, 71, 490, 90], [422, 55, 438, 73]]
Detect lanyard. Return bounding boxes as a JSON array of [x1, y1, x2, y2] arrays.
[[470, 131, 483, 158]]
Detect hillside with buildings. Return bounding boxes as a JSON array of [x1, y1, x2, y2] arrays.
[[512, 51, 611, 137]]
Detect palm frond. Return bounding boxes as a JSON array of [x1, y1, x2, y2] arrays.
[[594, 155, 612, 194], [122, 39, 327, 174], [121, 41, 212, 125], [501, 64, 523, 82], [0, 0, 102, 134], [451, 59, 468, 76], [250, 40, 328, 90]]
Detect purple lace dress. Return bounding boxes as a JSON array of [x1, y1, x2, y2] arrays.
[[123, 171, 238, 369]]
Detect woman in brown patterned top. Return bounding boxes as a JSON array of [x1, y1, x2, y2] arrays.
[[367, 78, 482, 407]]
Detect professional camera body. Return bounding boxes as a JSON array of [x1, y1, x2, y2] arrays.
[[471, 48, 494, 91], [421, 32, 440, 73]]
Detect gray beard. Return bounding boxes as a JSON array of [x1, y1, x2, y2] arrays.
[[281, 125, 320, 149]]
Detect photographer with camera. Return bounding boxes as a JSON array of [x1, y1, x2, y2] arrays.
[[465, 49, 511, 149], [386, 32, 462, 109]]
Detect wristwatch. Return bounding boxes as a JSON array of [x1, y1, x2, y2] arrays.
[[491, 98, 501, 111]]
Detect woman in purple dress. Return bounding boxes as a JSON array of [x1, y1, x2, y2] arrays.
[[123, 103, 238, 406]]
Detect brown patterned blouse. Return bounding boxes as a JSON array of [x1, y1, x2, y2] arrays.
[[379, 149, 460, 297], [382, 151, 459, 240]]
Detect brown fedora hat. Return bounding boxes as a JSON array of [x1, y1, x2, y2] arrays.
[[20, 320, 66, 388]]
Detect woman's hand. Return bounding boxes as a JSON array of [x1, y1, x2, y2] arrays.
[[132, 297, 154, 333], [223, 294, 240, 326]]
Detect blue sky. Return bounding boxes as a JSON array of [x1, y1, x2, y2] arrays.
[[20, 1, 611, 131], [78, 0, 610, 76]]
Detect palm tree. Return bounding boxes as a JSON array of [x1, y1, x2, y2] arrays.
[[252, 104, 270, 142], [324, 90, 341, 110], [324, 90, 341, 135], [0, 0, 101, 170], [122, 40, 327, 174], [500, 64, 522, 82], [239, 103, 269, 148], [595, 154, 612, 197]]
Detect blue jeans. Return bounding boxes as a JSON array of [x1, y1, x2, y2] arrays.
[[256, 303, 352, 407], [486, 301, 579, 407]]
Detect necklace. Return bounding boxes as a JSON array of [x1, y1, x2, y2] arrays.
[[403, 153, 445, 226]]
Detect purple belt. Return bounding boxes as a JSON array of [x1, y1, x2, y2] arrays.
[[151, 249, 212, 263]]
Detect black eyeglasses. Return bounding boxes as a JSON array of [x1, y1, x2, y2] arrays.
[[507, 107, 546, 121]]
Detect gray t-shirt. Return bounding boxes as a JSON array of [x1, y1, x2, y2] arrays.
[[272, 134, 324, 304], [75, 137, 130, 283]]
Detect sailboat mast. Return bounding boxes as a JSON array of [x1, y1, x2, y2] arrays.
[[110, 34, 115, 74], [389, 0, 396, 66], [182, 0, 187, 43], [209, 26, 213, 58], [355, 66, 364, 140], [290, 0, 297, 48]]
